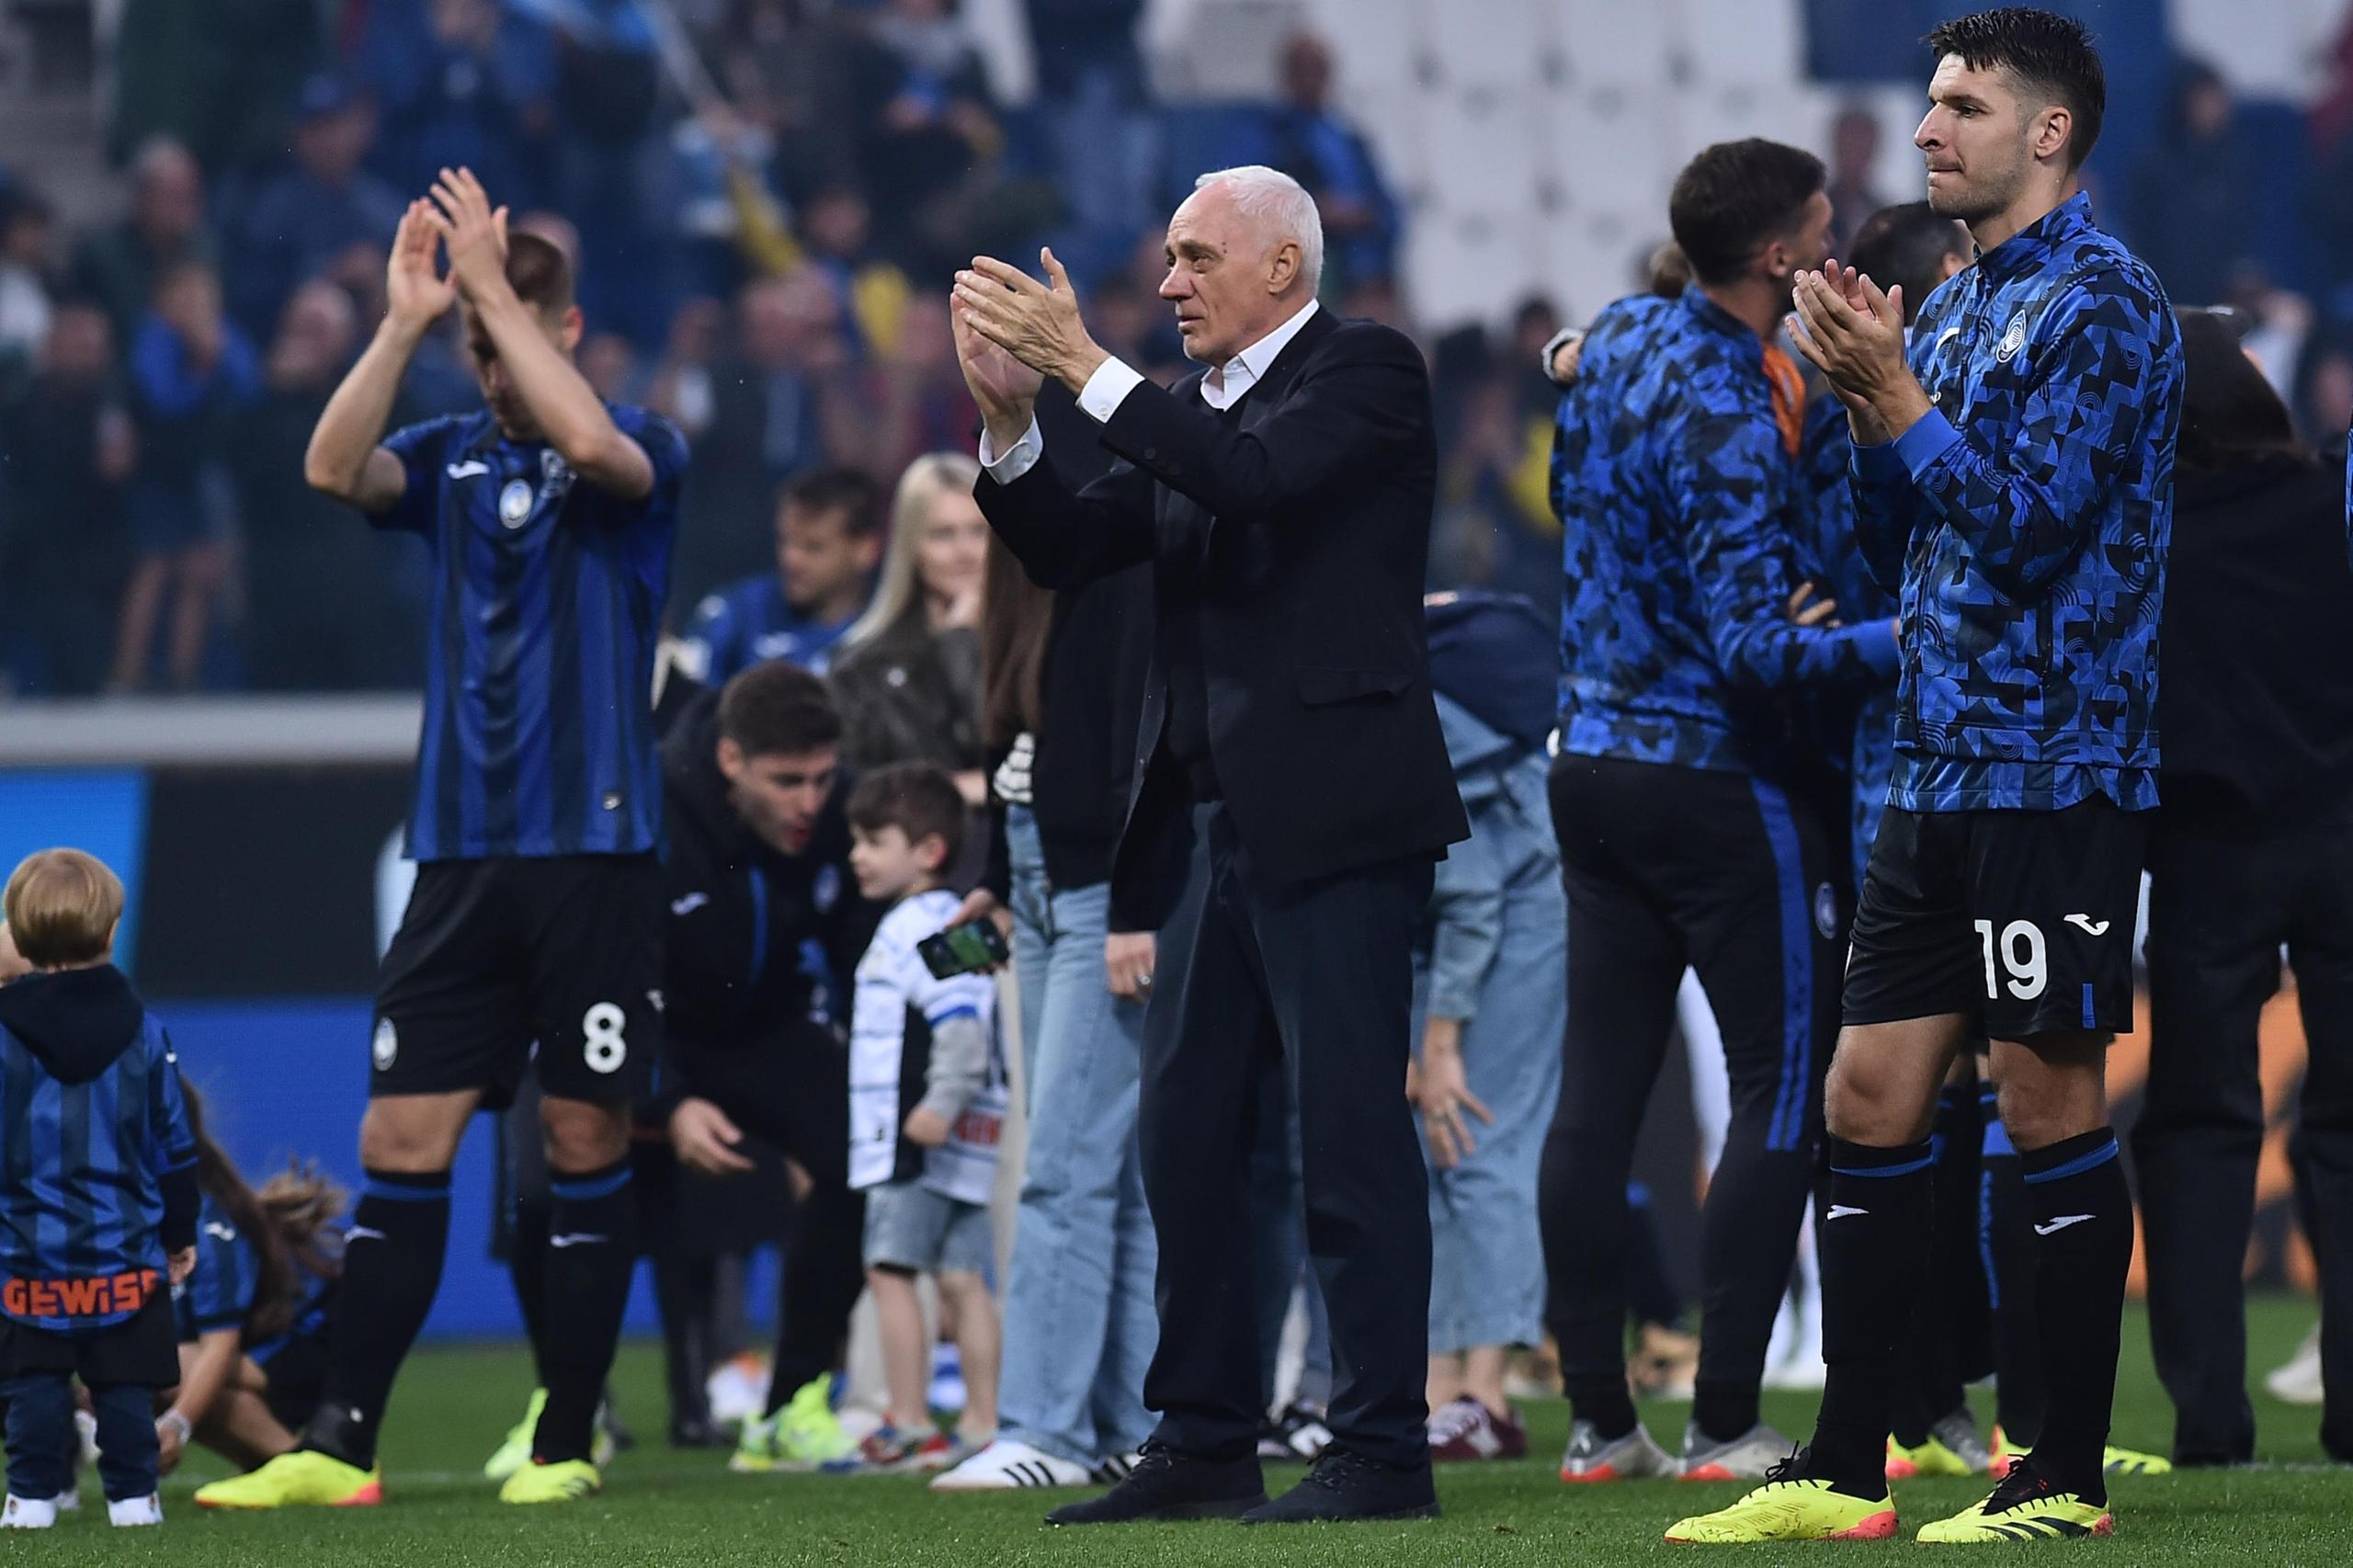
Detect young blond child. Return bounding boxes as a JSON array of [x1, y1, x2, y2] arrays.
[[843, 764, 1006, 1471], [0, 849, 199, 1528]]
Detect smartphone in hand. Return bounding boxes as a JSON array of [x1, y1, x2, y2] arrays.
[[917, 919, 1011, 979]]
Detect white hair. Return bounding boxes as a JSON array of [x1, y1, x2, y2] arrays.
[[1192, 165, 1324, 296]]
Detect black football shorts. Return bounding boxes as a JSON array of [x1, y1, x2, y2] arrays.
[[1844, 799, 2148, 1040], [370, 855, 663, 1107]]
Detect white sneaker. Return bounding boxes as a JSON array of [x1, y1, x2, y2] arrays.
[[928, 1437, 1095, 1491], [1, 1495, 57, 1529], [2267, 1324, 2325, 1407], [1091, 1450, 1143, 1484], [1559, 1418, 1675, 1483], [1679, 1421, 1798, 1481], [108, 1493, 164, 1528]]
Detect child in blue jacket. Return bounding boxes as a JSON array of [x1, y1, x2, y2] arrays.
[[0, 849, 198, 1528]]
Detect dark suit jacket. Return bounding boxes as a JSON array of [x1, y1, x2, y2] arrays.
[[977, 308, 1469, 926]]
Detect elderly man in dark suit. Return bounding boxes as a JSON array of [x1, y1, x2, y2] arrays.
[[950, 164, 1468, 1526]]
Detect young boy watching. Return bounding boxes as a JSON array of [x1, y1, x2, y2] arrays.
[[844, 764, 1006, 1471]]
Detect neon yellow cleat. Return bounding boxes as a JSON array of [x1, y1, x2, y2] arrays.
[[1990, 1428, 2169, 1481], [1917, 1471, 2113, 1542], [484, 1389, 548, 1481], [498, 1459, 601, 1505], [1888, 1435, 1975, 1480], [730, 1412, 783, 1474], [195, 1450, 383, 1510], [729, 1376, 856, 1474], [1666, 1478, 1899, 1543]]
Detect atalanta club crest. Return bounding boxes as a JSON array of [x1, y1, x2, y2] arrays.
[[1813, 882, 1839, 940], [1995, 312, 2029, 364], [498, 478, 534, 528], [372, 1017, 399, 1071]]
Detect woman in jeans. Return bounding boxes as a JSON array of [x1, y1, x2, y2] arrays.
[[1413, 591, 1566, 1462], [932, 528, 1159, 1491]]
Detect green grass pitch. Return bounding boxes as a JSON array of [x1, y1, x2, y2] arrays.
[[18, 1295, 2350, 1564]]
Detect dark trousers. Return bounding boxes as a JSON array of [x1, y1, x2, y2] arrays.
[[2136, 804, 2353, 1462], [3, 1376, 155, 1503], [667, 1026, 868, 1409], [504, 1020, 865, 1421], [1140, 802, 1434, 1470], [1540, 756, 1839, 1404]]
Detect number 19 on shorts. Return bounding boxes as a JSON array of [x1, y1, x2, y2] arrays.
[[1974, 918, 2047, 1001]]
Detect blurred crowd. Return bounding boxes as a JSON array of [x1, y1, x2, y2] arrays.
[[4, 2, 2353, 699]]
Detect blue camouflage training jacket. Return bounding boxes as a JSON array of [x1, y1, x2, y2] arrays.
[[1851, 194, 2181, 812], [1797, 395, 1899, 888], [1552, 290, 1898, 777]]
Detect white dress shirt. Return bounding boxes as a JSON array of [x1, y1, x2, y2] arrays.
[[979, 300, 1323, 483]]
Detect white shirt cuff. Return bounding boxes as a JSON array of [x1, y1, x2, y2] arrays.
[[978, 416, 1044, 484], [1540, 326, 1584, 386], [1076, 357, 1146, 424]]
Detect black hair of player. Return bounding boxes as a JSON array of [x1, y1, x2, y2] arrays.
[[1668, 139, 1826, 288], [1847, 202, 1972, 326], [1925, 8, 2106, 171], [2175, 308, 2309, 472], [780, 466, 886, 538], [846, 762, 967, 868], [719, 660, 845, 759]]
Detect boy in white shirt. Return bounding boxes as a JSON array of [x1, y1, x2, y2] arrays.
[[844, 764, 1006, 1471]]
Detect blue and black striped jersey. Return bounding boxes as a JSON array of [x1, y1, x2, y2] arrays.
[[175, 1190, 255, 1338], [0, 967, 197, 1332], [373, 403, 688, 861]]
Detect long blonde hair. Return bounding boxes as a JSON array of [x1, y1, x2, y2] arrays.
[[843, 451, 984, 652]]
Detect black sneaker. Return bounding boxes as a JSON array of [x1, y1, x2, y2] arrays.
[[668, 1416, 729, 1449], [1044, 1441, 1267, 1526], [1240, 1446, 1440, 1525]]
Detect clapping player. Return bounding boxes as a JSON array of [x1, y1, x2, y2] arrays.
[[199, 170, 688, 1511]]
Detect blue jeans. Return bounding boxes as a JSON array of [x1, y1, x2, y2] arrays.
[[1421, 835, 1566, 1353], [995, 808, 1158, 1464]]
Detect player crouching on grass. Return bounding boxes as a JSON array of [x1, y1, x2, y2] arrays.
[[161, 1085, 347, 1482], [0, 850, 199, 1530]]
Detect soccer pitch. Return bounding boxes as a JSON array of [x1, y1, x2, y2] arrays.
[[26, 1296, 2349, 1564]]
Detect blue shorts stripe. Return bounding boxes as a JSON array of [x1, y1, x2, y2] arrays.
[[2081, 982, 2097, 1029], [551, 1165, 633, 1201], [1831, 1153, 1935, 1178], [2023, 1137, 2118, 1186], [1978, 1169, 2001, 1310], [1749, 778, 1813, 1153]]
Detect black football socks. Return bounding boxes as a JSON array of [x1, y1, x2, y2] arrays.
[[305, 1168, 452, 1469], [532, 1160, 641, 1464], [2018, 1130, 2131, 1505], [1807, 1136, 1935, 1494]]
